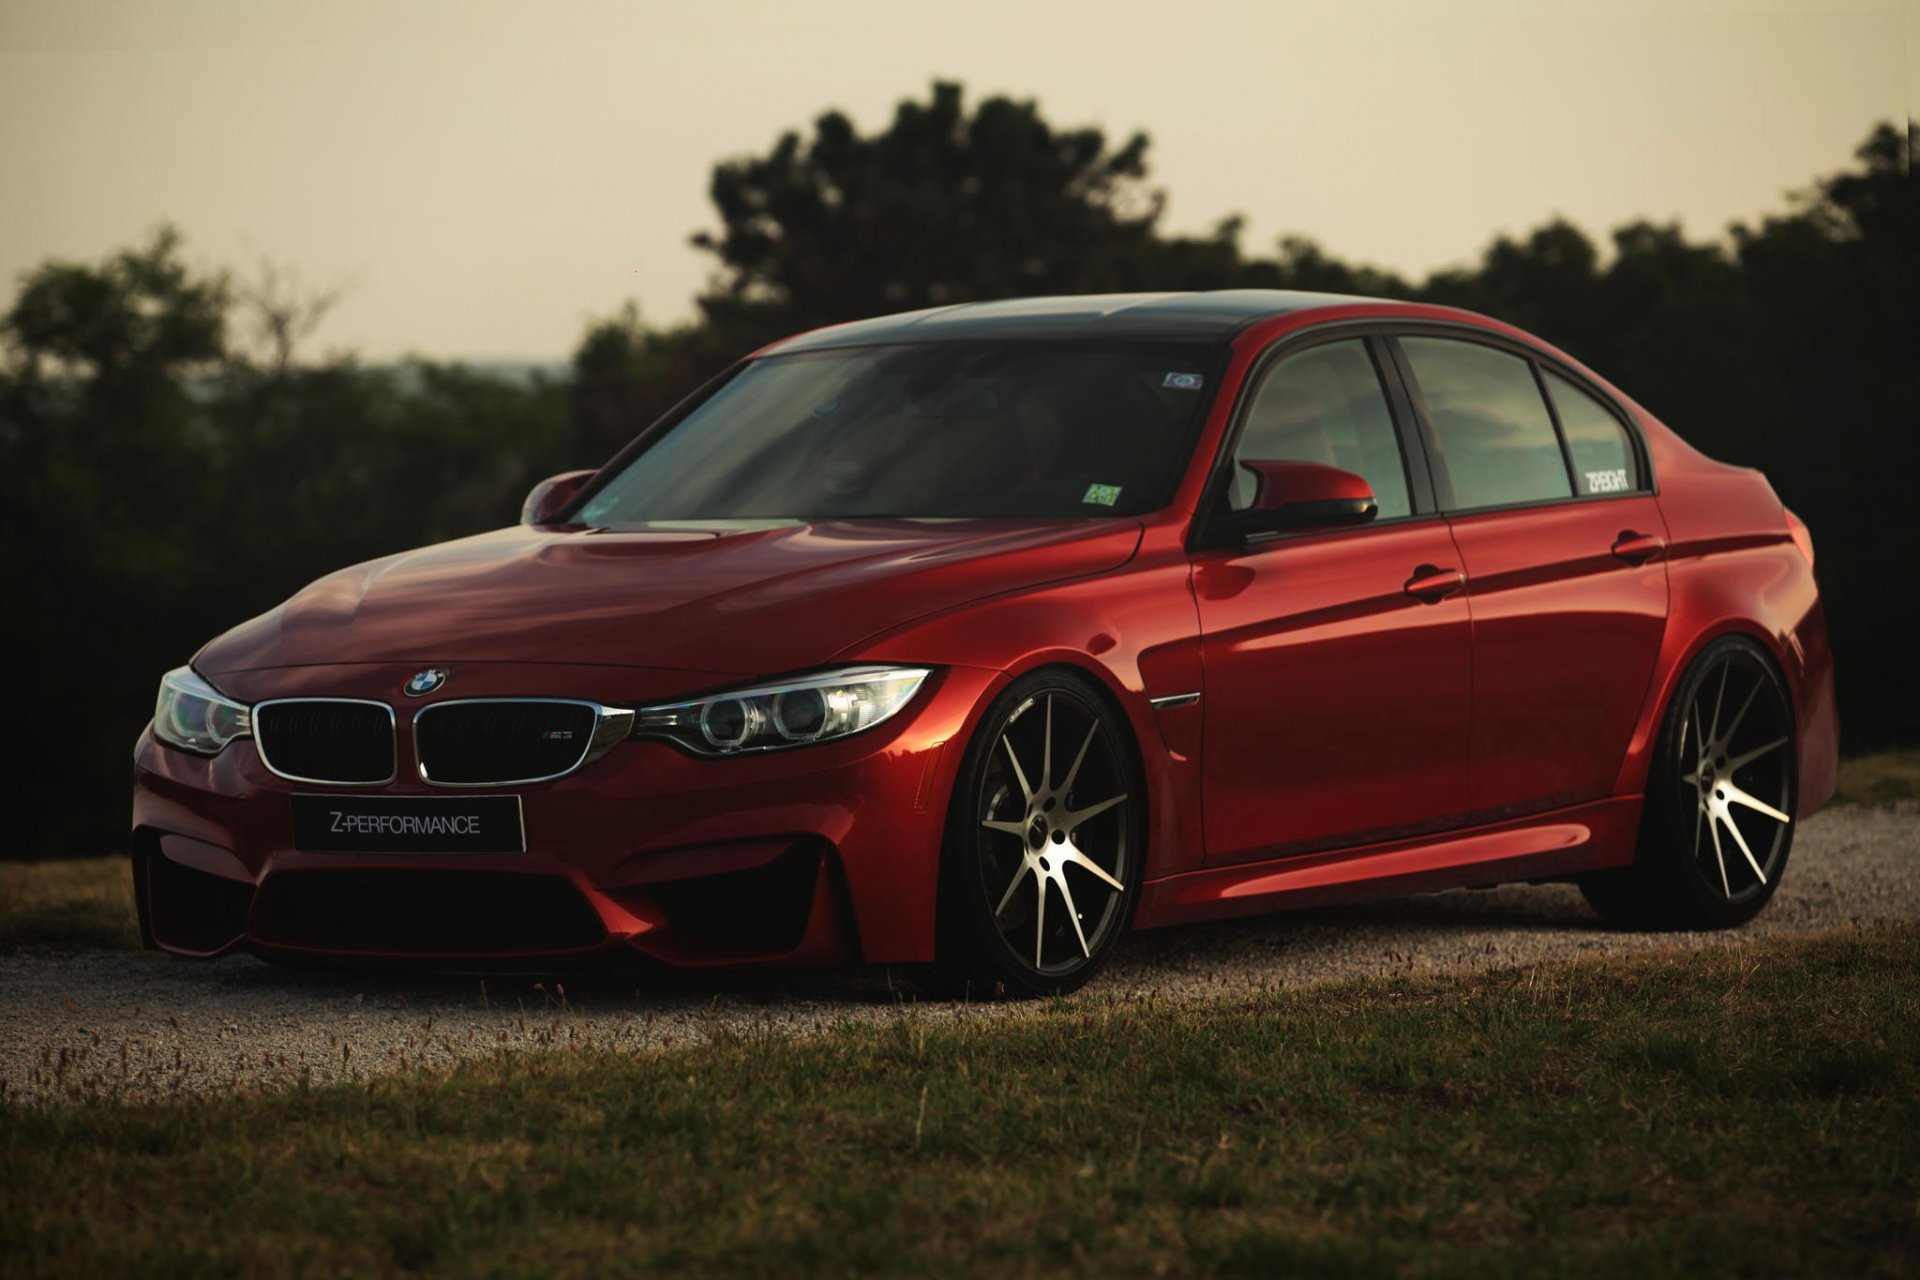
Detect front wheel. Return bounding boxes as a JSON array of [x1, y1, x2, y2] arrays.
[[1582, 635, 1797, 929], [933, 671, 1144, 998]]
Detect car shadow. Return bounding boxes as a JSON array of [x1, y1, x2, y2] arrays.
[[196, 880, 1607, 1012]]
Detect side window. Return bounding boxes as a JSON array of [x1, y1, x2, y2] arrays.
[[1399, 337, 1572, 511], [1544, 370, 1641, 495], [1229, 339, 1412, 519]]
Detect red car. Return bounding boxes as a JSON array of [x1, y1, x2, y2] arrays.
[[133, 292, 1838, 995]]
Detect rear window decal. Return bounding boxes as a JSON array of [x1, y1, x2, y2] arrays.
[[1584, 468, 1630, 494], [1082, 483, 1123, 507], [1162, 372, 1204, 390]]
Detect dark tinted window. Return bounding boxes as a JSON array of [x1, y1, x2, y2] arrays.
[[576, 342, 1217, 523], [1229, 339, 1411, 519], [1545, 370, 1641, 495], [1400, 337, 1572, 511]]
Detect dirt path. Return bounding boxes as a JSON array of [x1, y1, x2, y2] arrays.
[[4, 805, 1914, 1105]]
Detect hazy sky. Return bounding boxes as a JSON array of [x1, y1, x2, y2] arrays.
[[1, 0, 1911, 360]]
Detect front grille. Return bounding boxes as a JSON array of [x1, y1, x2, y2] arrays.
[[414, 699, 602, 786], [249, 869, 606, 955], [254, 699, 396, 785]]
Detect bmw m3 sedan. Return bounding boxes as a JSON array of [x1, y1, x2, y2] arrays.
[[133, 291, 1838, 995]]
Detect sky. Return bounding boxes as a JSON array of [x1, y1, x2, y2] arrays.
[[0, 0, 1911, 362]]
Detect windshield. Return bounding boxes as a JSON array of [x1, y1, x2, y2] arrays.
[[575, 342, 1221, 524]]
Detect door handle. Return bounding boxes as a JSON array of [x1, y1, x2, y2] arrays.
[[1403, 564, 1465, 603], [1611, 531, 1666, 564]]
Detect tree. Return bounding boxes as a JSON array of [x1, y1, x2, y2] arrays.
[[568, 304, 728, 462], [0, 229, 572, 856], [2, 108, 1912, 858], [691, 81, 1167, 337], [1719, 122, 1918, 747]]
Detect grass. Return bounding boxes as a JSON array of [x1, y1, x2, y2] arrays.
[[3, 926, 1917, 1278], [0, 856, 139, 953], [1832, 748, 1920, 806]]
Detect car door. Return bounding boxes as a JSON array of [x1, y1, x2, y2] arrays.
[[1191, 334, 1475, 865], [1390, 334, 1669, 819]]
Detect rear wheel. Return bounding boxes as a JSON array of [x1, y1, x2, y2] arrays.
[[1582, 635, 1797, 929], [934, 671, 1143, 998]]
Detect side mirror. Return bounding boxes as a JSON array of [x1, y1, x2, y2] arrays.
[[521, 470, 597, 526], [1229, 460, 1378, 537]]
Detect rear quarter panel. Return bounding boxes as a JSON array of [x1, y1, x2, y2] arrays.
[[1617, 426, 1838, 815]]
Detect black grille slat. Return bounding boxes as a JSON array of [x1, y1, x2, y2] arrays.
[[255, 701, 395, 784], [415, 701, 599, 785]]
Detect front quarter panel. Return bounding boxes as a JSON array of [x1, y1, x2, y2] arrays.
[[844, 528, 1208, 882]]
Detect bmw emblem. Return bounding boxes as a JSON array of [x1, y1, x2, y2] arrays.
[[404, 668, 448, 697]]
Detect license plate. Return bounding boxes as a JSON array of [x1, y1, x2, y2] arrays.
[[290, 795, 525, 854]]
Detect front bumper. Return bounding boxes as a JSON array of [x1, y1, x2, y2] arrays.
[[131, 663, 1000, 968]]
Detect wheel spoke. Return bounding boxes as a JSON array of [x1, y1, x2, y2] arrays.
[[1724, 785, 1791, 825], [981, 818, 1028, 838], [1063, 793, 1127, 831], [1032, 876, 1048, 968], [1063, 847, 1124, 892], [1044, 696, 1060, 792], [1721, 680, 1762, 748], [1706, 808, 1731, 897], [1057, 873, 1092, 958], [1727, 736, 1788, 773], [1001, 734, 1035, 801], [1062, 721, 1099, 797], [1706, 665, 1731, 743], [1720, 811, 1768, 885], [993, 861, 1029, 919]]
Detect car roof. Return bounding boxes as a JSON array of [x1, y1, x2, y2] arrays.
[[761, 290, 1394, 353]]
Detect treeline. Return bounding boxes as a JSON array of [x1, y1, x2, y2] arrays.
[[1, 82, 1912, 856]]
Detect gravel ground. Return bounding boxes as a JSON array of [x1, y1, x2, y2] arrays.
[[4, 805, 1913, 1106]]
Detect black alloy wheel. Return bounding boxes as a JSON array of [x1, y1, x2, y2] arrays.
[[935, 671, 1143, 998], [1583, 635, 1797, 929]]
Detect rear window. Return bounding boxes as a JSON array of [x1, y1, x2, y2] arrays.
[[1400, 337, 1573, 511], [1544, 369, 1642, 495]]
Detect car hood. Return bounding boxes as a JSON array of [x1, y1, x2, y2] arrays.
[[195, 518, 1143, 678]]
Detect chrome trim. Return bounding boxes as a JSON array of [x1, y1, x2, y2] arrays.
[[252, 698, 400, 787], [411, 697, 635, 788], [1149, 692, 1201, 710]]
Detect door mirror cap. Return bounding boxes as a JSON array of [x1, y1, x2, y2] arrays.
[[1228, 460, 1378, 537], [521, 470, 597, 526]]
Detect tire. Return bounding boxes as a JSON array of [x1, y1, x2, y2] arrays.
[[1581, 635, 1797, 930], [932, 670, 1145, 998]]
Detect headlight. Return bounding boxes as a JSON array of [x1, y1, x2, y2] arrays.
[[634, 666, 930, 755], [153, 666, 252, 756]]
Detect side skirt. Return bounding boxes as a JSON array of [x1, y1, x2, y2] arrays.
[[1133, 796, 1642, 930]]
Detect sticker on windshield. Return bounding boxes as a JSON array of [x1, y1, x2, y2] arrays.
[[1162, 372, 1204, 390], [1584, 468, 1630, 494], [1082, 483, 1123, 507]]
